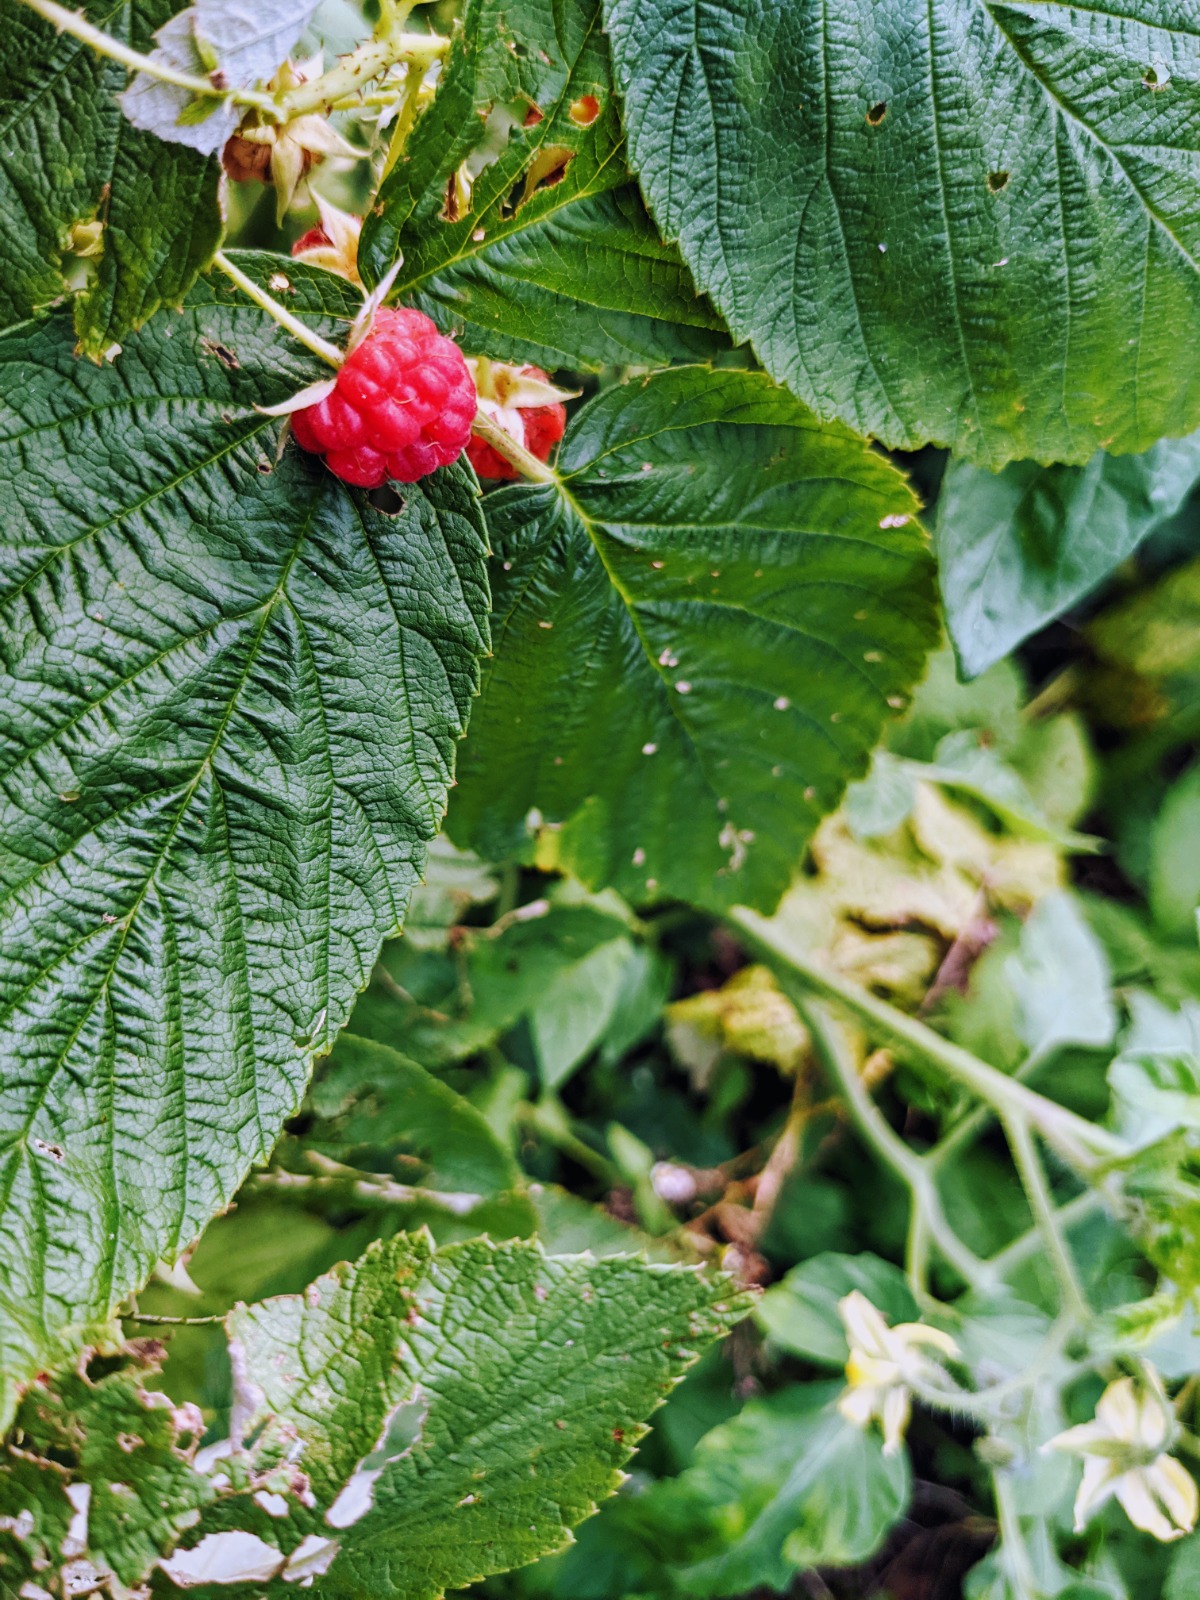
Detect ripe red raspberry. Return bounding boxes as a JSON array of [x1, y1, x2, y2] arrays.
[[291, 307, 475, 487], [291, 225, 330, 255], [466, 365, 567, 480]]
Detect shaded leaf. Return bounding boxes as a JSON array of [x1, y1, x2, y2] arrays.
[[1150, 764, 1200, 941], [938, 435, 1200, 678], [649, 1383, 911, 1597], [351, 902, 636, 1069], [605, 0, 1200, 466], [303, 1033, 525, 1207], [1004, 892, 1117, 1059], [451, 366, 939, 912]]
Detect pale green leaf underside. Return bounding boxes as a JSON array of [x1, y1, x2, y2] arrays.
[[606, 0, 1200, 467], [938, 430, 1200, 677], [0, 0, 223, 356], [189, 1235, 747, 1598], [0, 264, 489, 1421], [450, 366, 939, 911]]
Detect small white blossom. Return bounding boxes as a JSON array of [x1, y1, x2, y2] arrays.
[[836, 1290, 959, 1456], [1046, 1375, 1198, 1543]]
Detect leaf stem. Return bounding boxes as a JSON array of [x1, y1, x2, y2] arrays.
[[17, 0, 277, 112], [992, 1463, 1041, 1600], [471, 407, 558, 484], [123, 1311, 226, 1326], [211, 251, 345, 368], [732, 907, 1125, 1173], [999, 1114, 1091, 1322], [803, 1000, 993, 1294]]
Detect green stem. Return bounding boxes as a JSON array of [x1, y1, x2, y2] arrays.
[[1000, 1115, 1091, 1322], [278, 31, 446, 117], [471, 407, 558, 484], [124, 1311, 225, 1326], [733, 907, 1124, 1173], [212, 251, 345, 368], [992, 1465, 1042, 1600], [18, 0, 277, 112], [521, 1100, 616, 1183], [927, 1042, 1052, 1174], [804, 1000, 992, 1294]]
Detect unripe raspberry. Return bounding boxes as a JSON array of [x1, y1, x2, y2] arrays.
[[466, 364, 567, 480], [291, 307, 476, 487]]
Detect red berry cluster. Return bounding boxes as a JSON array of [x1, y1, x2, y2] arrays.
[[291, 307, 476, 487], [466, 366, 567, 480]]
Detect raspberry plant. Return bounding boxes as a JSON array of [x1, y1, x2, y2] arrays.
[[2, 1, 1200, 1597]]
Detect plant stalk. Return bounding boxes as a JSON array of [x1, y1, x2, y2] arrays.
[[212, 251, 345, 368], [278, 32, 446, 118], [803, 1000, 993, 1294], [471, 407, 558, 484]]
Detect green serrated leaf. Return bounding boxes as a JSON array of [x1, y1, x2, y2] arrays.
[[0, 0, 223, 356], [361, 0, 622, 287], [938, 434, 1200, 679], [0, 260, 489, 1423], [178, 1235, 749, 1598], [411, 185, 730, 372], [450, 365, 939, 912], [0, 1344, 213, 1591], [605, 0, 1200, 467], [360, 0, 725, 372]]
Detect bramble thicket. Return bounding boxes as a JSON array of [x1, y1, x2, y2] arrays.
[[3, 2, 1200, 1597]]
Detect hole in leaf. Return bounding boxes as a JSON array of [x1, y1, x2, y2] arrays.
[[569, 94, 601, 126], [523, 103, 544, 127], [518, 145, 576, 208], [986, 170, 1009, 193], [370, 486, 406, 516], [200, 337, 241, 370], [866, 101, 887, 125], [1143, 62, 1171, 89]]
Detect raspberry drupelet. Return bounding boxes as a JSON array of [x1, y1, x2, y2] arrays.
[[291, 307, 476, 487]]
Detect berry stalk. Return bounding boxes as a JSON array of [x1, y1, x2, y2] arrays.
[[212, 251, 345, 369], [470, 407, 558, 484]]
